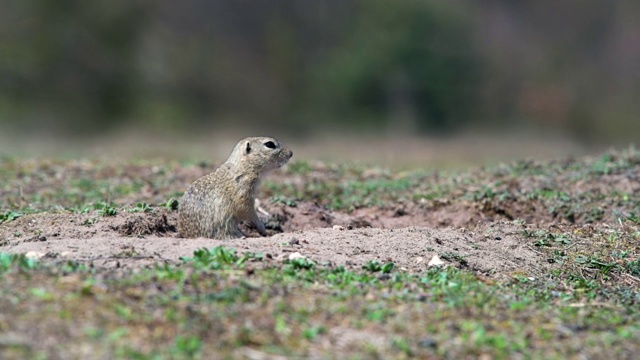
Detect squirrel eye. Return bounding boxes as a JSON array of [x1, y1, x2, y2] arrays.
[[264, 141, 277, 149]]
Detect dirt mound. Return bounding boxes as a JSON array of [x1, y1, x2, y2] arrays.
[[113, 211, 177, 237], [260, 201, 486, 233], [2, 208, 180, 241], [0, 203, 551, 279]]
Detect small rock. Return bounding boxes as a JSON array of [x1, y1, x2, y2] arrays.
[[288, 237, 300, 245], [415, 256, 425, 264], [25, 251, 45, 260], [427, 255, 446, 267], [288, 252, 307, 261], [332, 225, 345, 231]]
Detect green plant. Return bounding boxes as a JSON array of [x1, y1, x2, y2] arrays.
[[288, 257, 315, 270], [271, 196, 297, 207], [626, 260, 640, 277], [0, 210, 23, 224], [362, 260, 394, 273], [302, 325, 326, 341], [128, 202, 152, 213], [94, 202, 117, 217], [165, 198, 179, 211], [0, 253, 38, 273], [592, 153, 613, 175], [171, 335, 202, 358], [82, 217, 99, 226], [182, 246, 248, 270]]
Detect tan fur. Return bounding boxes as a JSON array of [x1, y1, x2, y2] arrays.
[[178, 136, 293, 239]]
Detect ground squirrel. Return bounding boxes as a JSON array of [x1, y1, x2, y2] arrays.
[[178, 136, 293, 239]]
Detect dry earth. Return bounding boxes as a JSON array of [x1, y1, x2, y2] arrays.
[[0, 201, 552, 281]]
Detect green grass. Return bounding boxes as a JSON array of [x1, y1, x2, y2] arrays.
[[0, 247, 638, 358]]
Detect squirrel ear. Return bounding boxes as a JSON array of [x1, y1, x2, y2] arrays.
[[245, 141, 251, 154]]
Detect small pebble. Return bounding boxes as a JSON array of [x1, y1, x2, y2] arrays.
[[288, 252, 307, 261], [25, 251, 45, 259], [427, 255, 446, 267]]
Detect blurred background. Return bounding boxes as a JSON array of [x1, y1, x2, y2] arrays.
[[1, 0, 638, 166]]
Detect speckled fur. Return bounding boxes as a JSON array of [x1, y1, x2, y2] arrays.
[[178, 136, 293, 239]]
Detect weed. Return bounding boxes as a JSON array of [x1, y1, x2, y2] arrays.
[[302, 325, 326, 341], [549, 249, 568, 264], [128, 202, 152, 213], [271, 196, 297, 207], [626, 212, 640, 225], [391, 337, 412, 355], [171, 335, 202, 358], [0, 253, 38, 273], [82, 217, 99, 226], [0, 210, 22, 224], [182, 246, 250, 270], [94, 202, 117, 217], [60, 261, 87, 273], [626, 260, 640, 277], [165, 198, 179, 211], [287, 257, 315, 270], [362, 260, 394, 273], [591, 153, 613, 175]]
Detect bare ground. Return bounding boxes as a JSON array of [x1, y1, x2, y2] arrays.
[[0, 202, 552, 280]]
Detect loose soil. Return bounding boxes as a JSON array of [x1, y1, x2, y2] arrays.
[[0, 201, 552, 280]]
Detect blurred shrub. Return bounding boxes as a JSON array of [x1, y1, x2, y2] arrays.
[[1, 0, 637, 145], [0, 1, 480, 136], [301, 1, 480, 134], [0, 1, 145, 133]]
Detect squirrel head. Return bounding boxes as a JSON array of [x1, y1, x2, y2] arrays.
[[228, 136, 293, 173]]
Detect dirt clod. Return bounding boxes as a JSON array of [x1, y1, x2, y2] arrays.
[[115, 211, 177, 237]]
